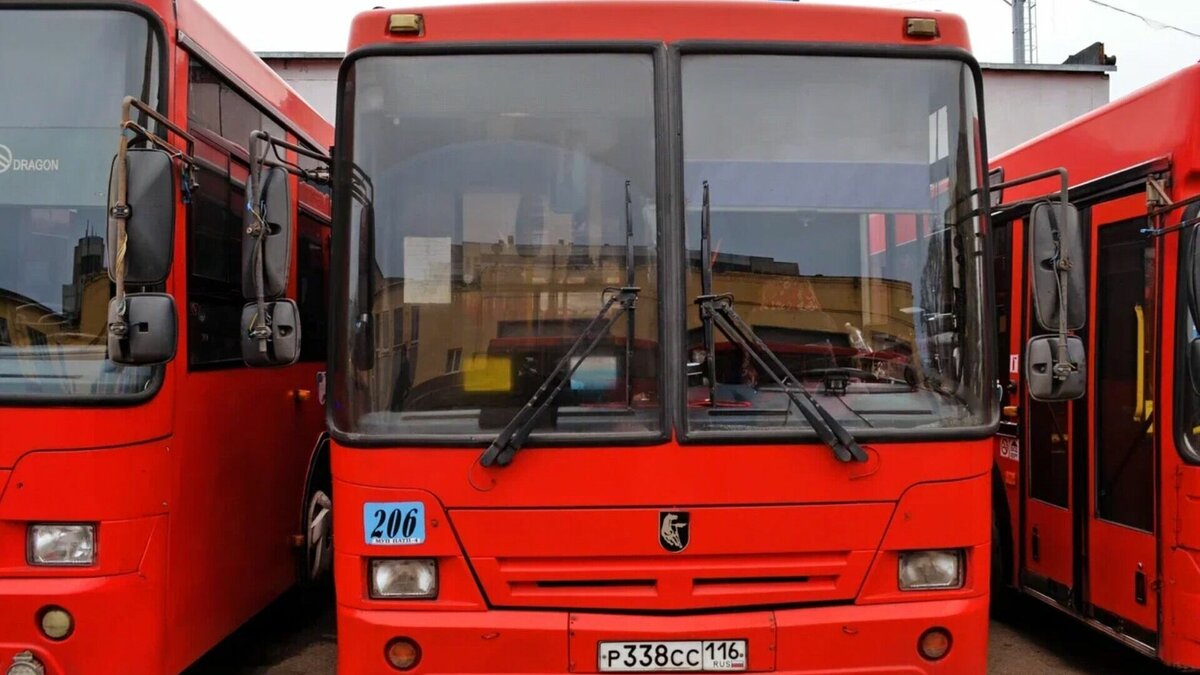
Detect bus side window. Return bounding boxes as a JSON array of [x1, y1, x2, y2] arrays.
[[297, 209, 330, 362]]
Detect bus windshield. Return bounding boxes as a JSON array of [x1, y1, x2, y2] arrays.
[[334, 53, 661, 440], [682, 55, 992, 435], [0, 9, 160, 400]]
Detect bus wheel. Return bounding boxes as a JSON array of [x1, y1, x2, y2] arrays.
[[306, 488, 333, 583]]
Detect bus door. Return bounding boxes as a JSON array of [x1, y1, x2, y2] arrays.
[[1086, 208, 1159, 644], [1017, 214, 1086, 607]]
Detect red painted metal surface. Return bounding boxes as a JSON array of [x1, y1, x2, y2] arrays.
[[332, 3, 990, 673], [0, 1, 333, 673], [990, 64, 1200, 667]]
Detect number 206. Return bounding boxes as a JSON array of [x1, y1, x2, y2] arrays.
[[370, 507, 419, 539]]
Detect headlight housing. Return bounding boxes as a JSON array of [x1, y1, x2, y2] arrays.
[[370, 559, 437, 599], [27, 524, 95, 566], [898, 549, 963, 590]]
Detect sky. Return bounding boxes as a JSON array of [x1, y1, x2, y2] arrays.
[[197, 0, 1200, 99]]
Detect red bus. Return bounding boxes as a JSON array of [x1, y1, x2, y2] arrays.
[[323, 3, 1018, 672], [990, 64, 1200, 666], [0, 2, 333, 674]]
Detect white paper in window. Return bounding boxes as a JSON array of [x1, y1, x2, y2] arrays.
[[403, 236, 451, 304], [929, 106, 949, 163]]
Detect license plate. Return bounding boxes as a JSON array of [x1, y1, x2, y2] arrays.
[[598, 640, 748, 672]]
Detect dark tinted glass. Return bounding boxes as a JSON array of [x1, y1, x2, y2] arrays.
[[1095, 220, 1155, 531], [298, 210, 330, 362]]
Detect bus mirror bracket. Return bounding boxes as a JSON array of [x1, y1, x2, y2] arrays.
[[1026, 335, 1086, 401], [108, 293, 178, 365], [241, 131, 331, 367], [105, 96, 196, 367]]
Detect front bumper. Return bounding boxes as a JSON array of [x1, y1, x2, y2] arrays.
[[0, 573, 164, 675], [336, 594, 988, 674]]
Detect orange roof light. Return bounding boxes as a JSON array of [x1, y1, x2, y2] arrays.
[[389, 13, 424, 36], [906, 17, 939, 39]]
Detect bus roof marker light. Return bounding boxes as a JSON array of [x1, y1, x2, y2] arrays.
[[905, 18, 939, 39], [389, 14, 424, 36]]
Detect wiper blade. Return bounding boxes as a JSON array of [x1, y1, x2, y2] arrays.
[[480, 286, 640, 468], [697, 293, 868, 463], [696, 182, 867, 463]]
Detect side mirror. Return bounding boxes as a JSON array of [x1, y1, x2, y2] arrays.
[[107, 293, 177, 365], [107, 148, 175, 285], [1185, 206, 1200, 328], [1029, 201, 1085, 331], [242, 166, 293, 299], [241, 300, 301, 367], [1190, 338, 1200, 393], [1026, 335, 1086, 401], [352, 312, 375, 371], [352, 205, 375, 371]]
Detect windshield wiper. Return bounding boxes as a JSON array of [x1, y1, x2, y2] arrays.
[[695, 182, 867, 463], [480, 286, 640, 468]]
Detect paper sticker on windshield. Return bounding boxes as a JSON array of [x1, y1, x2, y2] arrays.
[[364, 502, 426, 545], [403, 237, 451, 304]]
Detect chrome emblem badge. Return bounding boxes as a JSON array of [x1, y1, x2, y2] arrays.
[[659, 511, 690, 553]]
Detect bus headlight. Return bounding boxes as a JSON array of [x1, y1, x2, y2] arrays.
[[27, 524, 95, 566], [370, 559, 437, 599], [898, 550, 963, 590]]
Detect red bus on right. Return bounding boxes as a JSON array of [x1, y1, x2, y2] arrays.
[[990, 63, 1200, 666]]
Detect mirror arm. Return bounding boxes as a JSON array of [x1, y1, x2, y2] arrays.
[[989, 167, 1070, 222], [250, 130, 332, 187]]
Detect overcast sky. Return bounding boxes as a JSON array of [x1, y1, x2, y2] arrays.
[[198, 0, 1200, 98]]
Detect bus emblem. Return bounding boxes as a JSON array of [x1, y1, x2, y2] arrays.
[[659, 511, 690, 553], [0, 145, 11, 174]]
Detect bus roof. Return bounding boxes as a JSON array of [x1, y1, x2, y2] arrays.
[[348, 1, 972, 52], [992, 63, 1200, 202], [175, 0, 333, 147]]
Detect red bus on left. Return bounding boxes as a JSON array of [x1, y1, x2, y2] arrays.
[[0, 1, 334, 674]]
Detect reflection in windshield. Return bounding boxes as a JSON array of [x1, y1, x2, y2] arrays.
[[335, 54, 660, 438], [0, 10, 159, 397], [682, 55, 990, 433]]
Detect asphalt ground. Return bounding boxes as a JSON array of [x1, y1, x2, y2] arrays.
[[185, 589, 1180, 674]]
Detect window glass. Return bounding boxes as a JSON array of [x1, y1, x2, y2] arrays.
[[186, 59, 280, 368], [680, 56, 990, 435], [0, 9, 160, 398], [297, 210, 330, 362], [334, 53, 660, 440], [1095, 219, 1155, 531]]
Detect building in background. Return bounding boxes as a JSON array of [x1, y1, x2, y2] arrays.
[[262, 47, 1116, 157]]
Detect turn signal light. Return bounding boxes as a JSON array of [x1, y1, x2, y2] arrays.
[[918, 627, 952, 660], [385, 637, 421, 670]]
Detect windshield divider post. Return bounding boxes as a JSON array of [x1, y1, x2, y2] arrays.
[[700, 181, 718, 408], [625, 180, 636, 410]]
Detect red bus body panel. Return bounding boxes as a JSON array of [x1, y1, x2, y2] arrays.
[[991, 64, 1200, 667], [333, 3, 989, 673], [0, 1, 333, 673]]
